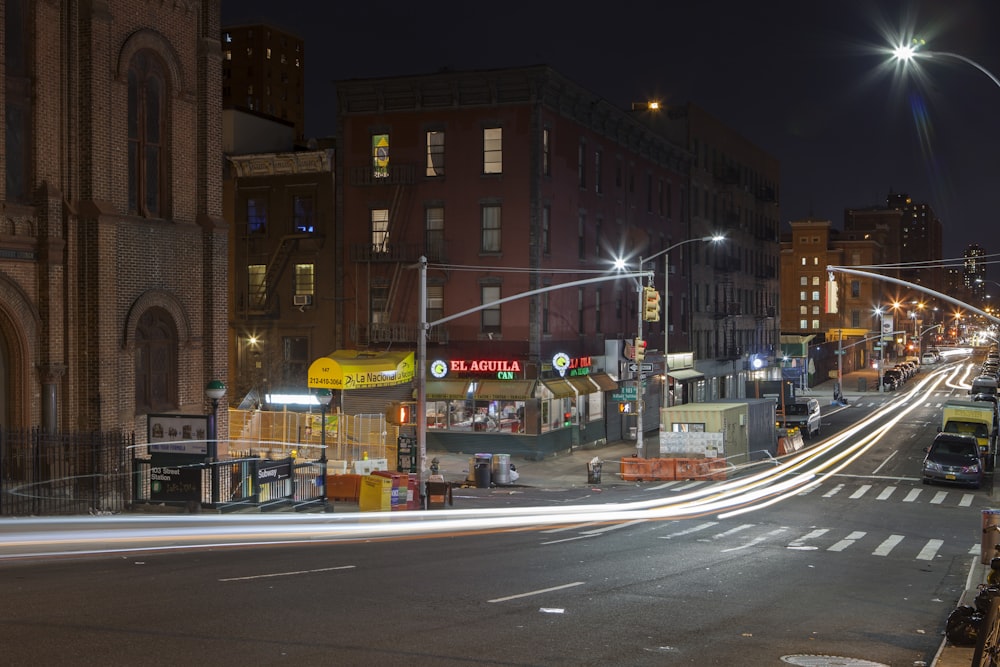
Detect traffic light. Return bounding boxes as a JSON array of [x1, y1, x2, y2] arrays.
[[563, 411, 573, 426], [634, 338, 646, 362], [642, 286, 661, 322]]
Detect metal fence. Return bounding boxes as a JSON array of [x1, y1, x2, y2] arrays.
[[0, 428, 134, 516]]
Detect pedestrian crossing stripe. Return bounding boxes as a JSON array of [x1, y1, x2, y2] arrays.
[[650, 479, 977, 507]]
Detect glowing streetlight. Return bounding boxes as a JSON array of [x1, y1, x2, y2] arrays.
[[873, 306, 885, 393], [892, 40, 1000, 91]]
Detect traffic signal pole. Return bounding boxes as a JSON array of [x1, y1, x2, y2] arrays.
[[635, 264, 644, 458]]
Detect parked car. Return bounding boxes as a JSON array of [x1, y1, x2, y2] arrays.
[[922, 432, 983, 488], [921, 352, 939, 365], [882, 369, 904, 390], [776, 397, 821, 439]]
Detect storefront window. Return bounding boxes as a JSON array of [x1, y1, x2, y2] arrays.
[[424, 395, 526, 434]]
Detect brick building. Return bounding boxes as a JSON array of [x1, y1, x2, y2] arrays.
[[0, 0, 228, 436]]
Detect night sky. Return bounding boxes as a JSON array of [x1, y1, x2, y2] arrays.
[[222, 0, 1000, 265]]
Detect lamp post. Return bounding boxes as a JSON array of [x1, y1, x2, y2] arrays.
[[205, 380, 226, 505], [918, 323, 941, 360], [892, 42, 1000, 91], [316, 388, 332, 507], [873, 307, 885, 393]]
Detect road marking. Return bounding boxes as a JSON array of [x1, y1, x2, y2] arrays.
[[540, 534, 598, 545], [579, 519, 646, 535], [540, 522, 603, 534], [876, 486, 896, 500], [488, 581, 585, 603], [872, 534, 904, 557], [788, 528, 829, 550], [722, 527, 789, 552], [219, 565, 355, 582], [673, 481, 705, 491], [960, 494, 975, 507], [849, 484, 872, 499], [930, 491, 948, 505], [660, 521, 718, 539], [903, 489, 921, 503], [829, 531, 866, 552], [646, 481, 682, 490], [823, 484, 844, 498], [917, 539, 944, 561], [707, 524, 755, 541]]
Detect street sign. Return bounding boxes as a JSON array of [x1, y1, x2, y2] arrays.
[[641, 363, 653, 371], [612, 386, 638, 400], [627, 362, 639, 372]]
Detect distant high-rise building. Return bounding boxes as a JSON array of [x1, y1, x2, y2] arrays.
[[221, 24, 305, 142], [965, 243, 987, 303]]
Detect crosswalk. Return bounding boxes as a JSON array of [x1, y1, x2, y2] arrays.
[[644, 479, 977, 507], [540, 518, 979, 561]]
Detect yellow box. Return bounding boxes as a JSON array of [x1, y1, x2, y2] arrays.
[[358, 474, 393, 512]]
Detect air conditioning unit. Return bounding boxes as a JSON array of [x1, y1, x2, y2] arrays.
[[292, 294, 313, 306]]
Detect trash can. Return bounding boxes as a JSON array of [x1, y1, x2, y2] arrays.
[[857, 378, 867, 392], [491, 453, 511, 485], [587, 458, 602, 484], [983, 509, 1000, 564], [474, 453, 492, 488]]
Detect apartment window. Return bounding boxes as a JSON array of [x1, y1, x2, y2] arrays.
[[266, 47, 272, 59], [134, 307, 178, 414], [578, 141, 586, 188], [370, 284, 389, 324], [812, 305, 820, 315], [595, 150, 603, 194], [248, 264, 266, 309], [542, 129, 551, 176], [128, 50, 170, 218], [426, 130, 445, 177], [427, 284, 444, 324], [851, 309, 861, 328], [813, 257, 819, 265], [371, 208, 389, 252], [801, 257, 807, 266], [482, 285, 501, 333], [247, 197, 267, 234], [800, 291, 807, 301], [578, 213, 586, 260], [483, 127, 502, 174], [282, 336, 309, 386], [5, 0, 31, 204], [594, 219, 602, 258], [294, 263, 314, 295], [812, 276, 820, 286], [800, 276, 807, 286], [426, 207, 445, 259], [481, 204, 501, 253], [578, 288, 585, 334], [595, 289, 602, 334], [812, 319, 820, 329], [372, 133, 389, 178], [542, 291, 550, 334], [812, 291, 820, 301], [542, 206, 551, 254], [293, 195, 315, 233], [657, 180, 664, 215], [800, 319, 808, 329], [851, 280, 861, 298], [799, 306, 807, 315]]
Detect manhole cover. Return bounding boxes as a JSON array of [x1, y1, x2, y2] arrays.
[[781, 656, 890, 667]]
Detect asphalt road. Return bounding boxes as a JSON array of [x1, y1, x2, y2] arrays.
[[0, 364, 990, 666]]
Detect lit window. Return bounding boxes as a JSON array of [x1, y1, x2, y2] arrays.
[[294, 264, 314, 295], [248, 264, 266, 308], [371, 209, 389, 252], [800, 319, 808, 329], [426, 131, 445, 177], [372, 133, 389, 178], [812, 276, 820, 285], [812, 291, 820, 301], [481, 205, 501, 252], [801, 257, 806, 266], [812, 319, 820, 329], [266, 48, 272, 59], [425, 207, 445, 260], [484, 128, 502, 174]]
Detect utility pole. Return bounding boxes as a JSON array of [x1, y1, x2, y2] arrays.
[[635, 258, 644, 458]]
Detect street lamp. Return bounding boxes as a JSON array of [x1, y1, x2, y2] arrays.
[[873, 307, 885, 393], [205, 379, 226, 504], [315, 388, 332, 507], [892, 41, 1000, 92], [632, 234, 725, 458]]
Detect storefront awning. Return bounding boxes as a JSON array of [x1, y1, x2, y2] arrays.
[[667, 369, 704, 381], [565, 376, 599, 395], [307, 350, 414, 390], [425, 379, 472, 400], [475, 379, 536, 400], [586, 372, 618, 391], [540, 378, 576, 399]]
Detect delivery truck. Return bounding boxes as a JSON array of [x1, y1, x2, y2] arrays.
[[940, 399, 997, 470]]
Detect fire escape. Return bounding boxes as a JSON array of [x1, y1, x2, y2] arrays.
[[348, 163, 449, 346]]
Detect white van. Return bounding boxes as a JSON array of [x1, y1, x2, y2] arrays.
[[921, 352, 939, 365], [777, 398, 821, 438]]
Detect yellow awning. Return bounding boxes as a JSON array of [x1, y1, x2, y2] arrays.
[[476, 379, 536, 400], [565, 376, 599, 395], [587, 372, 619, 391], [425, 379, 472, 400], [307, 350, 414, 390], [540, 378, 576, 399]]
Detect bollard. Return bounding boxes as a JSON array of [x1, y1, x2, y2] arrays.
[[982, 509, 1000, 565]]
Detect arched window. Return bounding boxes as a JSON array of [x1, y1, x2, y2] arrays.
[[128, 50, 169, 217], [135, 308, 177, 414]]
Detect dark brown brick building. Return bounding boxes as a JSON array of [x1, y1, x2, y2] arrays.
[[0, 0, 228, 436]]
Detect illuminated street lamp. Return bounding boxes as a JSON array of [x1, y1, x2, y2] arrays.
[[873, 307, 885, 393], [205, 380, 226, 504], [892, 41, 1000, 91]]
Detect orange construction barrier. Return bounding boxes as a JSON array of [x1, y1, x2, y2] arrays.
[[696, 458, 727, 481], [650, 457, 676, 481], [326, 473, 362, 501], [674, 458, 698, 480], [620, 456, 652, 481]]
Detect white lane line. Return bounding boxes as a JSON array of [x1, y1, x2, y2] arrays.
[[541, 522, 603, 534], [917, 539, 944, 561], [540, 534, 598, 545], [659, 521, 718, 539], [903, 489, 922, 502], [823, 484, 844, 498], [872, 451, 897, 475], [721, 527, 789, 552], [646, 481, 682, 491], [220, 565, 355, 582], [850, 484, 872, 499], [707, 524, 755, 541], [970, 543, 982, 555], [488, 581, 586, 603], [579, 520, 646, 535], [930, 491, 948, 505], [828, 531, 866, 552], [787, 528, 829, 550], [876, 487, 896, 500], [960, 494, 975, 507], [872, 535, 904, 557]]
